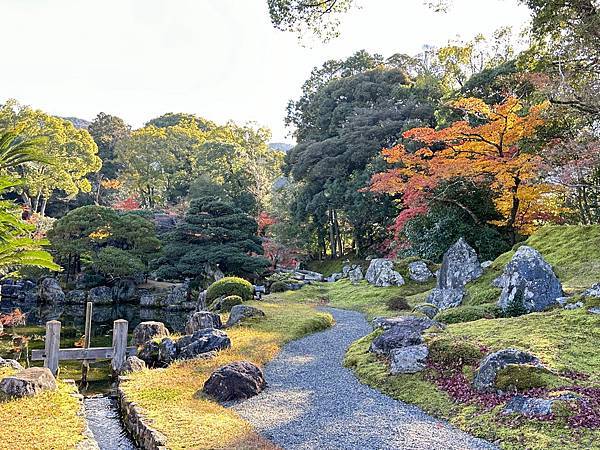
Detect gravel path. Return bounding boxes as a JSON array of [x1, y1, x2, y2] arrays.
[[233, 307, 497, 450]]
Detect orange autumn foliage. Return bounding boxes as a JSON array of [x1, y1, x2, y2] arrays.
[[371, 96, 563, 238]]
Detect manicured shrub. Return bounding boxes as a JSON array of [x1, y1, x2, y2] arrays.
[[206, 277, 253, 302], [434, 304, 500, 324], [494, 364, 556, 391], [427, 335, 484, 369], [386, 296, 410, 311], [270, 281, 289, 293]]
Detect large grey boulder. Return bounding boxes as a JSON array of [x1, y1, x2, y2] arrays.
[[185, 311, 222, 334], [131, 321, 170, 346], [38, 278, 65, 303], [390, 344, 429, 374], [64, 289, 87, 304], [225, 305, 265, 328], [112, 278, 137, 302], [473, 348, 542, 392], [0, 367, 57, 398], [427, 238, 483, 309], [365, 259, 405, 287], [496, 246, 563, 313], [178, 328, 231, 359], [88, 286, 113, 305], [369, 316, 435, 355], [348, 266, 363, 284], [408, 261, 433, 283], [202, 361, 265, 402]]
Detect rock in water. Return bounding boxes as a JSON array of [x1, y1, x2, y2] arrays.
[[365, 259, 405, 287], [131, 321, 170, 346], [38, 278, 65, 303], [408, 261, 433, 283], [473, 348, 542, 392], [427, 238, 483, 310], [185, 311, 222, 334], [120, 356, 146, 374], [202, 361, 265, 402], [496, 246, 563, 313], [88, 286, 113, 305], [389, 344, 429, 374], [225, 305, 265, 328], [0, 367, 57, 398]]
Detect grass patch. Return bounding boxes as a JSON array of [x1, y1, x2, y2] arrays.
[[304, 257, 366, 277], [0, 369, 87, 450], [119, 299, 333, 450]]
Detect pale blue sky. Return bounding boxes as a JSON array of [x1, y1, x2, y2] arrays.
[[1, 0, 531, 142]]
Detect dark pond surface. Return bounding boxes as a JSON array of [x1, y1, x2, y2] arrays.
[[0, 297, 192, 336], [84, 395, 139, 450]]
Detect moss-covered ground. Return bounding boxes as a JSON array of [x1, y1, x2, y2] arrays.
[[119, 299, 333, 450], [0, 367, 88, 449]]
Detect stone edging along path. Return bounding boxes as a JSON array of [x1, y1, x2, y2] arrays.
[[233, 307, 498, 450]]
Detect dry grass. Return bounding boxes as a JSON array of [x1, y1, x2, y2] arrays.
[[0, 367, 86, 450], [119, 299, 332, 450]]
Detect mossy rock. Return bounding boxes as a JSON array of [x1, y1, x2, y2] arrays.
[[434, 303, 500, 324], [210, 295, 243, 313], [427, 335, 483, 368], [494, 364, 559, 391], [270, 281, 289, 293], [207, 277, 253, 302]]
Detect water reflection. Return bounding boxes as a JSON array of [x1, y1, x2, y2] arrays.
[[84, 395, 139, 450]]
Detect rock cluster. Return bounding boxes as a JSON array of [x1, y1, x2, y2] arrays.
[[495, 246, 563, 313], [202, 361, 265, 402], [365, 259, 405, 287], [427, 238, 483, 310]]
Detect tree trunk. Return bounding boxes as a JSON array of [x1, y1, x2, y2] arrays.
[[40, 198, 48, 216], [507, 175, 521, 245], [328, 208, 337, 259]]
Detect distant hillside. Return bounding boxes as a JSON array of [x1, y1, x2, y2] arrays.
[[62, 117, 91, 129], [269, 142, 293, 153]]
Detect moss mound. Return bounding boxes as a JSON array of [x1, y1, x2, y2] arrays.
[[494, 364, 560, 391], [427, 335, 484, 368], [207, 277, 253, 302], [434, 304, 500, 324]]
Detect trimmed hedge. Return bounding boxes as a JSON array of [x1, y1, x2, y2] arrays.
[[206, 277, 253, 302]]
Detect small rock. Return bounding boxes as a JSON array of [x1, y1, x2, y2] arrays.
[[202, 361, 265, 402], [564, 301, 584, 310], [503, 395, 554, 416], [185, 311, 222, 334], [370, 326, 423, 355], [496, 246, 563, 314], [0, 367, 57, 398], [481, 260, 494, 269], [64, 289, 87, 304], [583, 283, 600, 298], [473, 348, 542, 392], [588, 307, 600, 315], [412, 303, 439, 319], [365, 259, 405, 287], [408, 261, 433, 283], [158, 337, 178, 366], [348, 266, 364, 284], [120, 356, 146, 374], [88, 286, 113, 305], [372, 315, 437, 331], [390, 344, 429, 374], [225, 305, 265, 328], [131, 321, 170, 346], [178, 329, 231, 359], [38, 278, 65, 303], [0, 357, 23, 371]]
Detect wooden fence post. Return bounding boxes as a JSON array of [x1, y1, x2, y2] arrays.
[[111, 319, 128, 375], [44, 320, 61, 376], [81, 302, 93, 384]]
